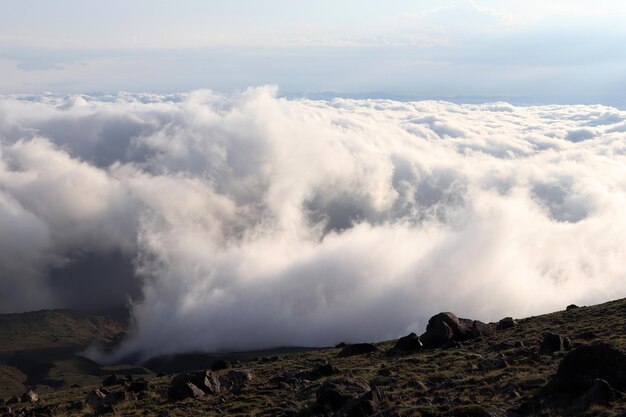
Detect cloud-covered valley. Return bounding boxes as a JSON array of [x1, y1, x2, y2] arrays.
[[0, 87, 625, 360]]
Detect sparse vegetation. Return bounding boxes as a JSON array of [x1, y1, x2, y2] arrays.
[[1, 298, 626, 416]]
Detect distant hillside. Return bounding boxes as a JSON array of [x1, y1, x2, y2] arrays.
[[0, 309, 125, 352], [0, 309, 151, 398]]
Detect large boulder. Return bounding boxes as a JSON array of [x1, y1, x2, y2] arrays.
[[21, 390, 39, 403], [85, 389, 107, 409], [391, 333, 423, 353], [497, 317, 517, 330], [579, 379, 616, 408], [554, 343, 626, 393], [85, 389, 128, 410], [420, 312, 494, 348], [167, 381, 205, 402], [211, 359, 231, 372], [341, 387, 385, 417], [338, 343, 378, 357], [316, 378, 371, 411], [167, 371, 221, 401], [540, 332, 571, 354]]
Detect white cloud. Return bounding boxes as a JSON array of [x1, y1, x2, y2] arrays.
[[0, 88, 625, 359]]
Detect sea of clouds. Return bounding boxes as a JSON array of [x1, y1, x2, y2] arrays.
[[0, 86, 625, 360]]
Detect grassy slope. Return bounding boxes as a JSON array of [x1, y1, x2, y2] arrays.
[[0, 309, 125, 352], [2, 298, 626, 416]]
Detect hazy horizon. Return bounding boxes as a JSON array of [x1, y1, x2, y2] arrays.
[[2, 1, 626, 106]]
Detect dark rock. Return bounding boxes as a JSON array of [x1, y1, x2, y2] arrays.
[[579, 379, 616, 408], [471, 321, 495, 338], [70, 383, 81, 388], [21, 390, 38, 403], [342, 387, 385, 417], [492, 341, 516, 352], [85, 389, 108, 409], [0, 406, 10, 415], [6, 396, 20, 405], [67, 401, 85, 411], [211, 359, 231, 372], [128, 379, 149, 393], [420, 312, 494, 348], [497, 317, 517, 330], [167, 381, 205, 401], [189, 370, 222, 394], [225, 369, 254, 384], [32, 404, 58, 417], [540, 332, 571, 353], [555, 343, 626, 392], [566, 304, 579, 311], [95, 404, 117, 415], [338, 343, 378, 357], [335, 342, 347, 348], [576, 331, 598, 340], [168, 370, 220, 400], [391, 333, 423, 352], [309, 363, 340, 380], [102, 374, 122, 387], [316, 378, 371, 411], [377, 364, 391, 377]]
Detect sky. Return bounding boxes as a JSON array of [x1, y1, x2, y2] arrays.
[[1, 0, 626, 105]]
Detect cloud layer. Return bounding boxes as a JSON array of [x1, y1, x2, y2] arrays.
[[1, 87, 625, 359]]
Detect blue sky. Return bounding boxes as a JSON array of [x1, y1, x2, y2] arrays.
[[1, 0, 625, 105]]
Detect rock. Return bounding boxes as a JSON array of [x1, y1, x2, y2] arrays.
[[391, 333, 423, 352], [338, 343, 378, 357], [225, 369, 254, 385], [566, 304, 579, 310], [6, 396, 20, 405], [576, 331, 598, 340], [579, 379, 616, 408], [341, 387, 385, 417], [316, 378, 371, 411], [492, 341, 516, 351], [102, 374, 120, 387], [128, 379, 149, 393], [540, 332, 571, 353], [308, 363, 340, 380], [0, 406, 11, 415], [190, 370, 222, 394], [168, 371, 221, 400], [85, 389, 108, 409], [211, 359, 231, 372], [335, 342, 347, 348], [167, 381, 205, 401], [95, 404, 117, 415], [420, 312, 494, 348], [31, 404, 58, 417], [21, 390, 38, 403], [471, 321, 495, 338], [497, 317, 517, 330], [555, 343, 626, 392]]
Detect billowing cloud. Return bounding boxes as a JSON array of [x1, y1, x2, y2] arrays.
[[0, 87, 625, 360]]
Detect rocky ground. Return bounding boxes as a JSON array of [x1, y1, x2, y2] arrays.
[[1, 298, 625, 417]]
